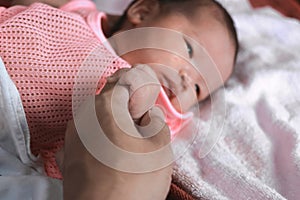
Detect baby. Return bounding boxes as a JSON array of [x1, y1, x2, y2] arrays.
[[0, 0, 238, 180]]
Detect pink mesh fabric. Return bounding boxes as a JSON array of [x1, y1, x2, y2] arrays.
[[0, 1, 130, 179], [0, 0, 192, 179]]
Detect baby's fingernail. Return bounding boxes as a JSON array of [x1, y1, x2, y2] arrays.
[[106, 75, 118, 83]]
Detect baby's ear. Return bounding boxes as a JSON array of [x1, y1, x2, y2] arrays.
[[126, 0, 160, 25]]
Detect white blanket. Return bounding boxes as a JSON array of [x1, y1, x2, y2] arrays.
[[173, 0, 300, 199], [0, 1, 299, 199]]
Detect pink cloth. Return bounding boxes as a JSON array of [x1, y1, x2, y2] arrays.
[[0, 0, 191, 178], [0, 0, 130, 178]]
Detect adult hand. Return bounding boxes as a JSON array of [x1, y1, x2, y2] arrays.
[[63, 65, 173, 200]]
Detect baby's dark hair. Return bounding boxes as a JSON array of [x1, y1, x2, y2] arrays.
[[112, 0, 238, 62]]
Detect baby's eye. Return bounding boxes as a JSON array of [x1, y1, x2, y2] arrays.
[[184, 39, 193, 58], [195, 84, 200, 96]]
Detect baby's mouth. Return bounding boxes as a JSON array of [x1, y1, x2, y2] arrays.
[[158, 76, 187, 115], [161, 85, 176, 101], [158, 74, 178, 101], [152, 70, 194, 136], [155, 86, 194, 136]]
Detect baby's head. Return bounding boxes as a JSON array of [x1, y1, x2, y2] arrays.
[[108, 0, 238, 112]]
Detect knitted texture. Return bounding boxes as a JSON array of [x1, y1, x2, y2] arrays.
[[0, 1, 130, 178], [0, 0, 191, 179]]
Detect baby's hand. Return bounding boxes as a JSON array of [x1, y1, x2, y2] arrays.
[[63, 65, 173, 200], [107, 64, 161, 122]]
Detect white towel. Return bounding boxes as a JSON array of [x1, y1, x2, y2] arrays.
[[172, 1, 300, 199]]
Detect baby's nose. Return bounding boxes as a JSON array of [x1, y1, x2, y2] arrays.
[[179, 69, 193, 88]]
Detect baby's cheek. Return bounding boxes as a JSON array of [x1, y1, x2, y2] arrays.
[[198, 81, 217, 101], [171, 89, 198, 113]]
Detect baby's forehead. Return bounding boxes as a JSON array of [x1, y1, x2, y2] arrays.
[[183, 2, 238, 63], [186, 3, 228, 26], [165, 2, 233, 40]]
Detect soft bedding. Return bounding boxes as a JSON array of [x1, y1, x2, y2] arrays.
[[168, 0, 300, 199], [0, 0, 299, 200]]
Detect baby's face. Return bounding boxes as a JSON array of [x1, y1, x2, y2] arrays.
[[117, 6, 235, 113]]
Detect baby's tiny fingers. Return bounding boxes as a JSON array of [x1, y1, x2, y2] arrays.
[[117, 64, 160, 94], [106, 68, 131, 83]]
